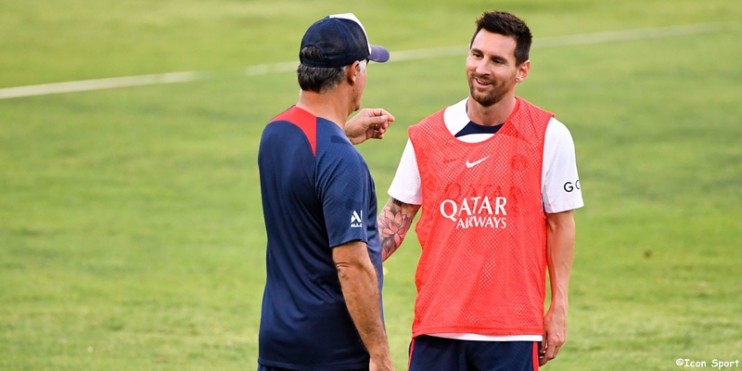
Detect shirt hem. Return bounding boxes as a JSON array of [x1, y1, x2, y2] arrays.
[[427, 333, 543, 341]]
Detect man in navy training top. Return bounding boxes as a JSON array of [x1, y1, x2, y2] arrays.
[[257, 13, 396, 371]]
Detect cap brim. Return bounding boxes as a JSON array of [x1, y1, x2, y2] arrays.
[[369, 44, 390, 63]]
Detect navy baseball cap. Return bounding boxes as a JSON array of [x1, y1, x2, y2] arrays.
[[300, 13, 390, 68]]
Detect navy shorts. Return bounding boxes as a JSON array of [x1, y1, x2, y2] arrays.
[[409, 335, 540, 371], [258, 364, 367, 371]]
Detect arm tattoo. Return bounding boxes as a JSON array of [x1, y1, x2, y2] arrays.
[[378, 198, 418, 261]]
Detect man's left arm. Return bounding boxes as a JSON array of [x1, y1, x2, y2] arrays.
[[540, 209, 576, 366]]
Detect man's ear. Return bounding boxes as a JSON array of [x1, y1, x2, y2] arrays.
[[516, 60, 531, 83], [347, 60, 361, 84]]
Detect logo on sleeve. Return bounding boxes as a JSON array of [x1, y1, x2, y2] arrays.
[[350, 210, 363, 228], [563, 179, 581, 192]]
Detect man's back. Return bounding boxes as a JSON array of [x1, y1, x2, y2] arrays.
[[257, 106, 382, 370]]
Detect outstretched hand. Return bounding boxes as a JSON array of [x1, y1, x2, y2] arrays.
[[345, 108, 396, 145]]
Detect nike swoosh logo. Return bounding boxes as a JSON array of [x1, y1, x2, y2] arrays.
[[465, 156, 490, 168]]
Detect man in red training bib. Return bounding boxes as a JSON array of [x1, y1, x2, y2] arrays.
[[378, 10, 584, 370]]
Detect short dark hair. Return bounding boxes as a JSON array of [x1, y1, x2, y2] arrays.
[[297, 46, 346, 93], [470, 11, 532, 65]]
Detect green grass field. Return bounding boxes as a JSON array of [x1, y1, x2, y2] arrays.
[[1, 0, 740, 370]]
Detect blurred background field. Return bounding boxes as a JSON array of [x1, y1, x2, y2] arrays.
[[1, 0, 740, 370]]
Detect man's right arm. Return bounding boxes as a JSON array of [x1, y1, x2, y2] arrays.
[[378, 198, 420, 261], [333, 241, 394, 371]]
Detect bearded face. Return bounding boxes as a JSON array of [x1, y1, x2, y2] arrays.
[[465, 30, 525, 107], [467, 69, 514, 107]]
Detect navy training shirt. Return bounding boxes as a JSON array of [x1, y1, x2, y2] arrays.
[[257, 106, 383, 370]]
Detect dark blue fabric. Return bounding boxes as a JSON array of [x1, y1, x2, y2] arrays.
[[257, 112, 382, 370], [455, 121, 503, 138], [409, 336, 538, 371]]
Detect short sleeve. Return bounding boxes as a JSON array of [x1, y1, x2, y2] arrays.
[[542, 117, 584, 213], [387, 139, 423, 205], [317, 134, 372, 248]]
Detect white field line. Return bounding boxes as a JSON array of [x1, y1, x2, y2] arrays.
[[244, 61, 299, 76], [0, 71, 208, 100], [0, 23, 720, 100], [389, 23, 721, 62]]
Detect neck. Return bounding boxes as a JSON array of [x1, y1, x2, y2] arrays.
[[466, 95, 517, 126], [296, 89, 353, 128]]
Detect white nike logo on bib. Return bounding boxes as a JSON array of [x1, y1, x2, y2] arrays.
[[465, 156, 489, 168]]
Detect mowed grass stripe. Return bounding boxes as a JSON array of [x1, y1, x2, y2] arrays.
[[0, 23, 720, 100]]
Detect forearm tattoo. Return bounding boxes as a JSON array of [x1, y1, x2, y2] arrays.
[[378, 198, 417, 260]]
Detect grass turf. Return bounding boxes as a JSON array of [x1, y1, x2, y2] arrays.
[[1, 0, 740, 369]]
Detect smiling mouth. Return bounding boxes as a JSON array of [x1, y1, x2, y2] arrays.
[[473, 76, 492, 86]]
